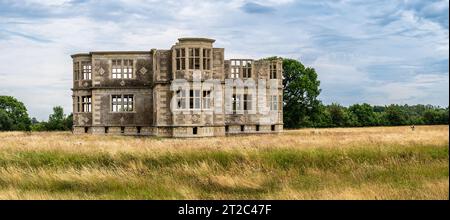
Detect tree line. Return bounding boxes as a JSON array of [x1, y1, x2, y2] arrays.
[[286, 102, 448, 128], [276, 57, 448, 128], [0, 57, 448, 131], [0, 96, 72, 131]]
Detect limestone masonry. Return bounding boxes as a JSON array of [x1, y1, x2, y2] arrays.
[[71, 37, 283, 137]]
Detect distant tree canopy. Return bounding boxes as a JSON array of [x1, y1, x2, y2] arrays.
[[310, 103, 448, 128], [327, 103, 357, 127], [31, 106, 73, 131], [0, 96, 31, 131], [47, 106, 68, 130], [348, 103, 378, 126], [0, 95, 72, 132]]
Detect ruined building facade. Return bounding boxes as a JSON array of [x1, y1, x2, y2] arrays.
[[71, 38, 283, 137]]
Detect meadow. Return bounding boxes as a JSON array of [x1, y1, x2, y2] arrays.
[[0, 125, 448, 200]]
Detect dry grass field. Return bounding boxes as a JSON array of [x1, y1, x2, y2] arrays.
[[0, 125, 448, 200]]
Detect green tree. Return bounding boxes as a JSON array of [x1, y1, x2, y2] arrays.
[[423, 109, 436, 124], [65, 113, 73, 131], [349, 103, 377, 126], [0, 109, 13, 131], [422, 108, 448, 125], [439, 108, 449, 124], [31, 122, 48, 131], [311, 103, 332, 127], [327, 103, 356, 127], [46, 106, 71, 131], [384, 104, 409, 126], [281, 58, 321, 128], [408, 104, 426, 125], [0, 96, 31, 131], [30, 117, 39, 125]]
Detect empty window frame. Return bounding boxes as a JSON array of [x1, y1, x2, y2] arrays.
[[112, 60, 122, 79], [232, 94, 242, 113], [74, 62, 80, 80], [176, 48, 186, 70], [242, 60, 252, 78], [202, 90, 212, 109], [188, 48, 200, 70], [176, 89, 187, 109], [243, 94, 252, 111], [111, 94, 134, 112], [112, 59, 133, 79], [270, 62, 277, 79], [123, 60, 133, 78], [203, 49, 211, 70], [230, 60, 252, 78], [76, 96, 81, 112], [189, 89, 201, 109], [231, 67, 240, 78], [230, 60, 240, 78], [81, 62, 92, 80], [81, 96, 92, 112], [270, 95, 278, 111]]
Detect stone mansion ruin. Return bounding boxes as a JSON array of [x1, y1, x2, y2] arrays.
[[71, 38, 283, 137]]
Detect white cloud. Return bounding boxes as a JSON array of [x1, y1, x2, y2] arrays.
[[19, 0, 72, 7], [366, 74, 449, 105]]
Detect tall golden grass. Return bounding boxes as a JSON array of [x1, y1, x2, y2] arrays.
[[0, 125, 448, 199]]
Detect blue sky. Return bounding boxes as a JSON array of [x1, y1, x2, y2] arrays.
[[0, 0, 448, 120]]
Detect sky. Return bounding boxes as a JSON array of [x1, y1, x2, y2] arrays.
[[0, 0, 448, 120]]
